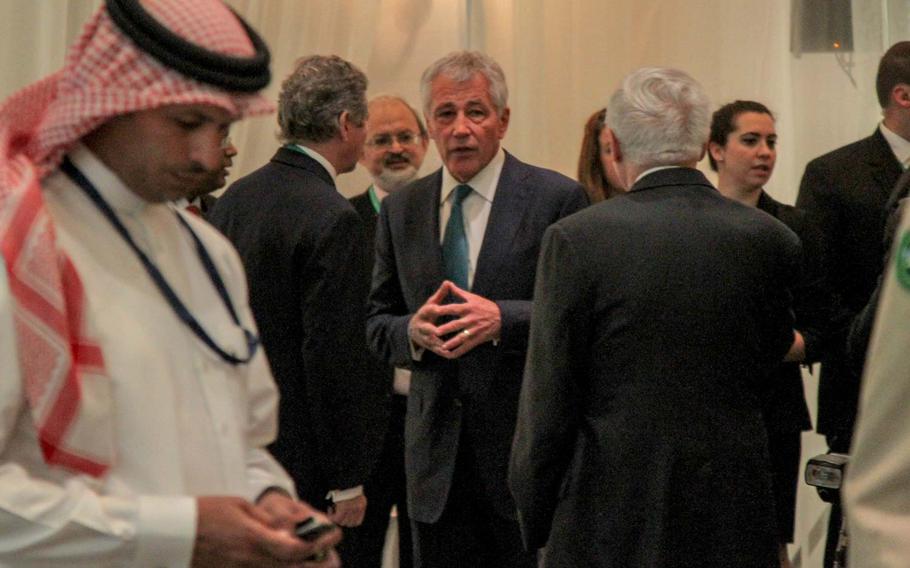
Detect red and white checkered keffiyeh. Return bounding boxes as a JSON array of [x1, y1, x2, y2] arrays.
[[0, 0, 274, 477]]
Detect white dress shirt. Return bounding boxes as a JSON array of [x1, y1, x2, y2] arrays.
[[0, 145, 294, 567], [880, 122, 910, 167], [438, 148, 505, 290]]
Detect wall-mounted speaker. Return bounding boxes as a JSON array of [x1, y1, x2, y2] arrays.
[[791, 0, 853, 55]]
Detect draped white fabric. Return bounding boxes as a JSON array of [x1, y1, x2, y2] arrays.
[[2, 1, 908, 565]]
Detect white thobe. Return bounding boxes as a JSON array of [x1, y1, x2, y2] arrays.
[[0, 146, 294, 567], [845, 206, 910, 567]]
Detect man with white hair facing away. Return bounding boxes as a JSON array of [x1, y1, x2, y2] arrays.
[[510, 67, 801, 567], [0, 0, 340, 566]]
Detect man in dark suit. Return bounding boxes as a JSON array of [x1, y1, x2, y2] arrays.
[[797, 41, 910, 566], [510, 67, 801, 567], [347, 95, 429, 567], [366, 51, 588, 567], [209, 55, 389, 560]]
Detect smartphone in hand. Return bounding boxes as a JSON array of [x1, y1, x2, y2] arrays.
[[295, 516, 336, 542]]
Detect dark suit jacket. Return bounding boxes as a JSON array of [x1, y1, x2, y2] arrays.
[[796, 128, 902, 441], [756, 190, 828, 435], [366, 152, 588, 523], [199, 193, 218, 215], [350, 189, 394, 390], [350, 190, 378, 271], [848, 169, 910, 373], [510, 168, 800, 567], [209, 148, 388, 504]]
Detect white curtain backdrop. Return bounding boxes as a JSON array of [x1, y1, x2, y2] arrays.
[[2, 1, 907, 565]]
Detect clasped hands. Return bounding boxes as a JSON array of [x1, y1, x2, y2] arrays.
[[408, 280, 501, 359]]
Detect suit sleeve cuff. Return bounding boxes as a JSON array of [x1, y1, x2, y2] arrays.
[[134, 495, 196, 567], [326, 486, 364, 502]]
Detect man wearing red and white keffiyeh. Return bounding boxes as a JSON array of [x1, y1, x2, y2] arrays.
[[0, 1, 340, 566]]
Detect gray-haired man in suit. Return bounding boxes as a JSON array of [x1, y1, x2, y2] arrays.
[[510, 67, 801, 567], [210, 56, 389, 567], [367, 51, 588, 567]]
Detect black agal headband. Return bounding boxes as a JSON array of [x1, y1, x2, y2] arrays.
[[105, 0, 270, 93]]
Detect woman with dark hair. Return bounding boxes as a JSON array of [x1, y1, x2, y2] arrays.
[[709, 100, 829, 568], [577, 108, 624, 203]]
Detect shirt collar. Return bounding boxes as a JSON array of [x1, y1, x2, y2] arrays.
[[880, 122, 910, 166], [440, 147, 505, 205], [291, 144, 337, 181], [67, 143, 149, 215], [634, 165, 684, 185]]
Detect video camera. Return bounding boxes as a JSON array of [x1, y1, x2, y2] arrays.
[[805, 452, 849, 504]]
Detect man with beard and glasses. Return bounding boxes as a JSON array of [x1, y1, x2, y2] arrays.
[[346, 95, 429, 567], [0, 0, 340, 566]]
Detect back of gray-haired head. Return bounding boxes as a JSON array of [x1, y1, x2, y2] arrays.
[[607, 67, 711, 169], [278, 54, 368, 144], [419, 51, 509, 116]]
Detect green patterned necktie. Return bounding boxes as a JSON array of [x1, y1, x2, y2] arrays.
[[442, 184, 473, 289]]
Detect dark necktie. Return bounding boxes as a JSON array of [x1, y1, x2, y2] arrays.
[[185, 203, 203, 217], [442, 184, 472, 289]]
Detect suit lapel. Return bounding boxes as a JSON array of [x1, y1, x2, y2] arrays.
[[407, 171, 446, 299], [471, 153, 529, 296], [867, 129, 903, 201], [630, 167, 716, 193], [271, 146, 336, 188]]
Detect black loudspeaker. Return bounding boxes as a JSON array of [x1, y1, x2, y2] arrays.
[[791, 0, 853, 55]]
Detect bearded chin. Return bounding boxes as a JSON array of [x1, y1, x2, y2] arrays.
[[375, 165, 419, 192]]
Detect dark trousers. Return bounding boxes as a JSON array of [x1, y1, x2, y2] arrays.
[[412, 439, 535, 568], [339, 395, 412, 568], [767, 429, 802, 543]]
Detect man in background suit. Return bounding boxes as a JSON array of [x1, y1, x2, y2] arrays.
[[178, 133, 237, 216], [347, 95, 429, 567], [797, 41, 910, 566], [510, 67, 801, 567], [209, 55, 389, 563], [367, 51, 588, 567]]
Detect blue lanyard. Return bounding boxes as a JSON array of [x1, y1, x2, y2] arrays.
[[60, 157, 259, 366]]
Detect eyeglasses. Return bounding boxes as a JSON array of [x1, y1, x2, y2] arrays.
[[366, 131, 421, 149]]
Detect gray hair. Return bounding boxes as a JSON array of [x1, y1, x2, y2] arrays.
[[278, 55, 368, 144], [368, 94, 427, 137], [606, 67, 711, 169], [419, 51, 509, 116]]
